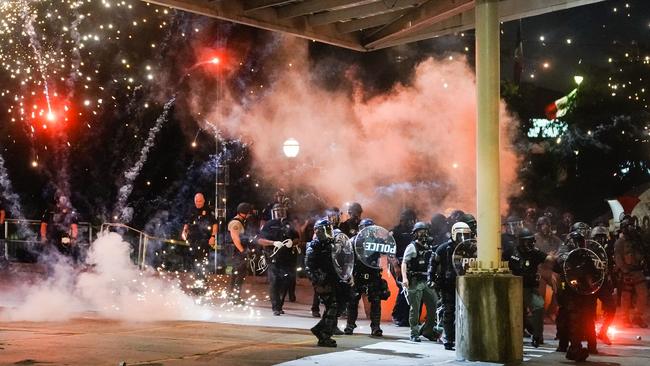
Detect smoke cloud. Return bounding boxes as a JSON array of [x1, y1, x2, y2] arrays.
[[196, 38, 520, 225], [0, 232, 212, 322]]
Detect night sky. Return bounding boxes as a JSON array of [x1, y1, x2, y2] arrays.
[[0, 0, 648, 232]]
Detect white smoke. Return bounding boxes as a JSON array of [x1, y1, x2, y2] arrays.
[[0, 232, 212, 322]]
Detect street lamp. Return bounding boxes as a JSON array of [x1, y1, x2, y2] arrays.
[[574, 75, 584, 86], [283, 138, 300, 158]]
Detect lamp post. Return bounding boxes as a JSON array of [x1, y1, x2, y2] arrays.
[[283, 138, 300, 158]]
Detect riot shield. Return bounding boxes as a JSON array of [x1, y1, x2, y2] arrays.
[[331, 232, 354, 281], [585, 239, 608, 267], [452, 239, 478, 275], [353, 225, 397, 269], [563, 247, 606, 295]]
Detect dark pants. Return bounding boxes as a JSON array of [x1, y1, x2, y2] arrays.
[[392, 280, 410, 325], [286, 267, 297, 301], [440, 287, 456, 345], [229, 251, 248, 300], [346, 277, 382, 332], [556, 285, 570, 349], [557, 284, 597, 351], [312, 286, 338, 341], [268, 263, 295, 312], [597, 280, 616, 333], [336, 281, 351, 317], [523, 286, 545, 341], [312, 291, 321, 312]]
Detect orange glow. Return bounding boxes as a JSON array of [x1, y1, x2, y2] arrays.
[[607, 326, 619, 337]]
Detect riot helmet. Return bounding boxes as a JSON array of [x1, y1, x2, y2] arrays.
[[430, 213, 448, 232], [447, 209, 465, 225], [567, 230, 586, 248], [517, 228, 536, 253], [358, 218, 375, 231], [571, 222, 590, 238], [505, 215, 524, 236], [400, 209, 417, 228], [412, 221, 429, 241], [462, 213, 477, 237], [451, 222, 472, 243], [590, 226, 609, 247], [347, 202, 363, 218], [314, 218, 334, 241], [271, 203, 287, 221]]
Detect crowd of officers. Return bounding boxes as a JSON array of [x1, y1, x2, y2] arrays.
[[202, 196, 650, 357], [5, 191, 648, 358]]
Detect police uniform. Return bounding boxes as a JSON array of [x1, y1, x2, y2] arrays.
[[509, 247, 547, 346], [344, 237, 388, 336], [431, 239, 456, 349], [614, 234, 648, 327], [41, 207, 80, 262], [390, 222, 413, 326], [553, 242, 596, 360], [184, 206, 217, 276], [403, 239, 438, 340], [258, 218, 299, 314], [306, 233, 339, 347], [336, 217, 359, 317], [227, 216, 250, 302]]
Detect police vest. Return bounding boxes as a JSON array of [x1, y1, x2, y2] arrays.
[[407, 242, 432, 277], [227, 216, 249, 247]]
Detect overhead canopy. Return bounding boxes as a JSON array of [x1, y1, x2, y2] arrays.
[[145, 0, 604, 51]]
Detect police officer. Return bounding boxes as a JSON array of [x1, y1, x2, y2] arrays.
[[430, 221, 472, 350], [311, 207, 342, 317], [344, 218, 388, 337], [461, 213, 477, 239], [337, 203, 363, 321], [305, 218, 339, 347], [429, 213, 449, 245], [255, 204, 299, 316], [227, 202, 253, 305], [389, 208, 417, 326], [535, 216, 563, 323], [40, 195, 80, 263], [553, 224, 596, 361], [508, 228, 549, 348], [181, 193, 218, 281], [401, 221, 439, 342], [502, 215, 523, 261], [590, 225, 616, 348], [614, 216, 648, 328], [260, 189, 290, 227], [339, 202, 362, 237]]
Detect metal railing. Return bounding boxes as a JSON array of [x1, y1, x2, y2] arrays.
[[99, 222, 187, 269], [2, 219, 227, 273], [2, 218, 93, 261]]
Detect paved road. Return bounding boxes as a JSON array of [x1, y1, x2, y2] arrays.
[[2, 302, 649, 366], [1, 266, 649, 365]]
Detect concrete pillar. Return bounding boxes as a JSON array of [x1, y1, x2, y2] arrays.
[[475, 0, 501, 270], [456, 0, 523, 362], [456, 274, 523, 362]]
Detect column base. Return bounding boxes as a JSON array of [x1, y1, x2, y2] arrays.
[[456, 273, 523, 363]]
